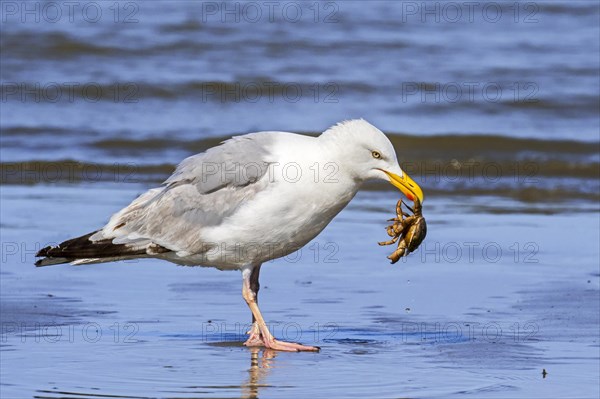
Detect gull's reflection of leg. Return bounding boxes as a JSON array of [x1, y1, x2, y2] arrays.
[[243, 347, 277, 399]]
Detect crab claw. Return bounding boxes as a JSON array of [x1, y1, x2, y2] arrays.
[[386, 226, 395, 237]]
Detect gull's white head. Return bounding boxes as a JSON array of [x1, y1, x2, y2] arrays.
[[321, 119, 424, 202]]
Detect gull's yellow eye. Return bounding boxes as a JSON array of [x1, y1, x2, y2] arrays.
[[372, 151, 382, 159]]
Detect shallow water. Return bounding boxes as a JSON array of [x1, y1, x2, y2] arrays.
[[2, 1, 599, 142], [1, 1, 599, 398], [1, 184, 599, 398]]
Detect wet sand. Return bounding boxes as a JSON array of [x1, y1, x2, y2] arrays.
[[1, 184, 598, 398]]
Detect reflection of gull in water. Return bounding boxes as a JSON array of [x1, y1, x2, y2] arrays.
[[243, 348, 277, 399], [35, 119, 424, 351]]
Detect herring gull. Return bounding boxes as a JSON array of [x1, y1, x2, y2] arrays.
[[35, 119, 424, 352]]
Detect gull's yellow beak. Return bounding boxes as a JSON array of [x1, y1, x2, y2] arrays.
[[381, 169, 424, 203]]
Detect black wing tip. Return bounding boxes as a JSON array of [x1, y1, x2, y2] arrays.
[[34, 258, 47, 267], [33, 230, 170, 267], [35, 245, 56, 266], [34, 231, 99, 267], [36, 245, 52, 258], [35, 256, 71, 267]]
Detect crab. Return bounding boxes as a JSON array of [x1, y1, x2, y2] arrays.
[[378, 197, 427, 264]]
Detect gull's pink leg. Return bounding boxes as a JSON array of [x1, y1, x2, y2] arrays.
[[241, 265, 320, 352], [243, 265, 264, 348], [244, 322, 263, 347]]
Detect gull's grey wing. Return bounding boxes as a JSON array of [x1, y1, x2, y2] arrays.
[[164, 133, 273, 192], [92, 133, 276, 255]]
